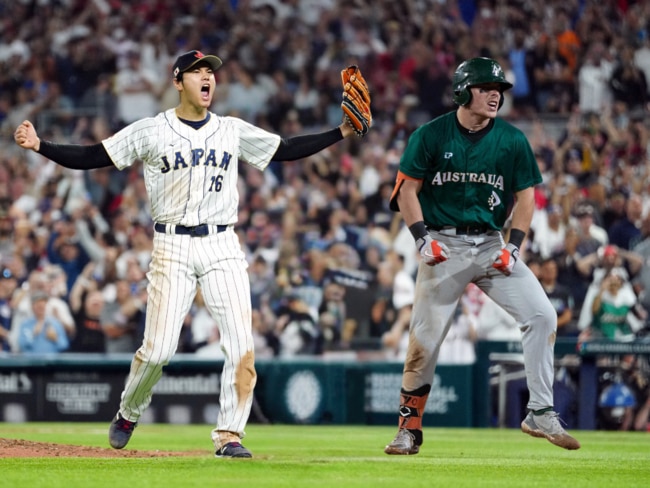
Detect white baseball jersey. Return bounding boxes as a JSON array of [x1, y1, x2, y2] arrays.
[[103, 109, 281, 450], [102, 109, 281, 226]]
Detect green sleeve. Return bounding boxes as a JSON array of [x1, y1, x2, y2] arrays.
[[398, 126, 431, 179], [511, 133, 542, 192]]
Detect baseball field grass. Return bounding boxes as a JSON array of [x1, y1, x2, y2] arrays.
[[1, 423, 648, 488]]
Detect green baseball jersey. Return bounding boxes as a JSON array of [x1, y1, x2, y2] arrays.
[[398, 112, 541, 230]]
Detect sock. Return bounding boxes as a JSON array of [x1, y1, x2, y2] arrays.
[[533, 407, 553, 416]]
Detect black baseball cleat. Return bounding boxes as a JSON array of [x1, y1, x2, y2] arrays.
[[215, 442, 253, 458], [108, 413, 137, 449]]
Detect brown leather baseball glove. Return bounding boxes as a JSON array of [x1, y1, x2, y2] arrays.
[[341, 65, 372, 137]]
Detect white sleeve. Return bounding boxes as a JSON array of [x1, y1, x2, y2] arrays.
[[232, 117, 281, 170], [102, 118, 156, 170]]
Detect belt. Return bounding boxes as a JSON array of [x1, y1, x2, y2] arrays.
[[430, 225, 489, 236], [154, 223, 228, 236]]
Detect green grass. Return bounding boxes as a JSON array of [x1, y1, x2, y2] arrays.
[[1, 423, 648, 488]]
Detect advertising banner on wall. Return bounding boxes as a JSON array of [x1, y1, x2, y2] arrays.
[[0, 357, 473, 426]]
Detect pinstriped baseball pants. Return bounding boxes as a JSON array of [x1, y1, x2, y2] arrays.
[[118, 228, 256, 448]]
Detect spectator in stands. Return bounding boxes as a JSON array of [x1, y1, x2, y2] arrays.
[[622, 355, 650, 431], [609, 45, 648, 113], [113, 49, 162, 126], [412, 54, 451, 121], [539, 257, 576, 336], [531, 34, 575, 114], [369, 258, 399, 339], [68, 262, 106, 353], [576, 244, 643, 289], [608, 193, 643, 250], [9, 268, 75, 348], [437, 302, 477, 365], [476, 294, 521, 342], [381, 302, 411, 361], [530, 203, 566, 259], [572, 203, 608, 247], [275, 292, 321, 357], [100, 278, 145, 354], [214, 61, 272, 122], [293, 71, 321, 128], [508, 26, 536, 118], [251, 307, 278, 359], [249, 254, 276, 311], [551, 226, 596, 315], [318, 278, 346, 352], [0, 207, 15, 259], [46, 216, 91, 298], [578, 41, 615, 114], [551, 8, 581, 75], [577, 244, 644, 332], [578, 268, 643, 342], [601, 190, 629, 231], [17, 290, 69, 354], [184, 289, 224, 358], [631, 213, 650, 327], [634, 30, 650, 94], [0, 267, 17, 352], [40, 264, 75, 340]]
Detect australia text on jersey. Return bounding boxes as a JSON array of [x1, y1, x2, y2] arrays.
[[429, 171, 504, 190]]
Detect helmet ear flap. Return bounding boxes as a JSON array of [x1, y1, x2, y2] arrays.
[[454, 88, 471, 106], [456, 88, 504, 109]]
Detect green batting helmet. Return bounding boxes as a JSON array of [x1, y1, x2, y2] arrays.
[[452, 57, 513, 107]]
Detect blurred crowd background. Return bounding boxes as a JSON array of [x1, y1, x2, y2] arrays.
[[2, 0, 650, 381]]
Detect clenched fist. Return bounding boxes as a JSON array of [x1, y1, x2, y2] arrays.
[[14, 120, 41, 151], [416, 234, 449, 266], [491, 243, 519, 276]]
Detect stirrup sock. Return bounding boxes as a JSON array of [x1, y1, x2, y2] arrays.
[[397, 385, 431, 444]]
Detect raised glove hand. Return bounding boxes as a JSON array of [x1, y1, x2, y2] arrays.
[[416, 235, 449, 266], [491, 243, 519, 276], [341, 65, 372, 137]]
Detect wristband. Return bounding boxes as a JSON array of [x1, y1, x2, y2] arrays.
[[508, 228, 526, 249], [409, 221, 428, 241]]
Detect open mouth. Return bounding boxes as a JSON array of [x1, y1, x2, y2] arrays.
[[201, 84, 210, 101], [487, 100, 499, 110]]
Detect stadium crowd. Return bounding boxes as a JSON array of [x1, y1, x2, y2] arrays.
[[1, 0, 650, 379]]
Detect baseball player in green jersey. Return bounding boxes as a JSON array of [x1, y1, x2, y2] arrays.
[[384, 57, 580, 454]]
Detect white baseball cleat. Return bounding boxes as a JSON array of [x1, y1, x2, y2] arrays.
[[384, 429, 420, 455]]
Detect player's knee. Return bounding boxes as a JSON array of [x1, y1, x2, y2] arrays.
[[135, 343, 175, 366], [523, 303, 557, 334]]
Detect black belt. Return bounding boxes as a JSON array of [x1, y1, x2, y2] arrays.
[[154, 223, 228, 236], [430, 225, 489, 236]]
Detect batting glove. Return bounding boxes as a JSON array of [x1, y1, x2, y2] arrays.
[[416, 235, 450, 266], [491, 243, 519, 276]]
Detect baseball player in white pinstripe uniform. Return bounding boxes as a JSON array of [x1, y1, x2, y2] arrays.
[[14, 50, 362, 458]]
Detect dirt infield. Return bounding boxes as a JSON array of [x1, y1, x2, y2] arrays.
[[0, 437, 206, 458]]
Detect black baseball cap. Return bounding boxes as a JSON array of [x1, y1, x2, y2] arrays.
[[172, 50, 223, 81]]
